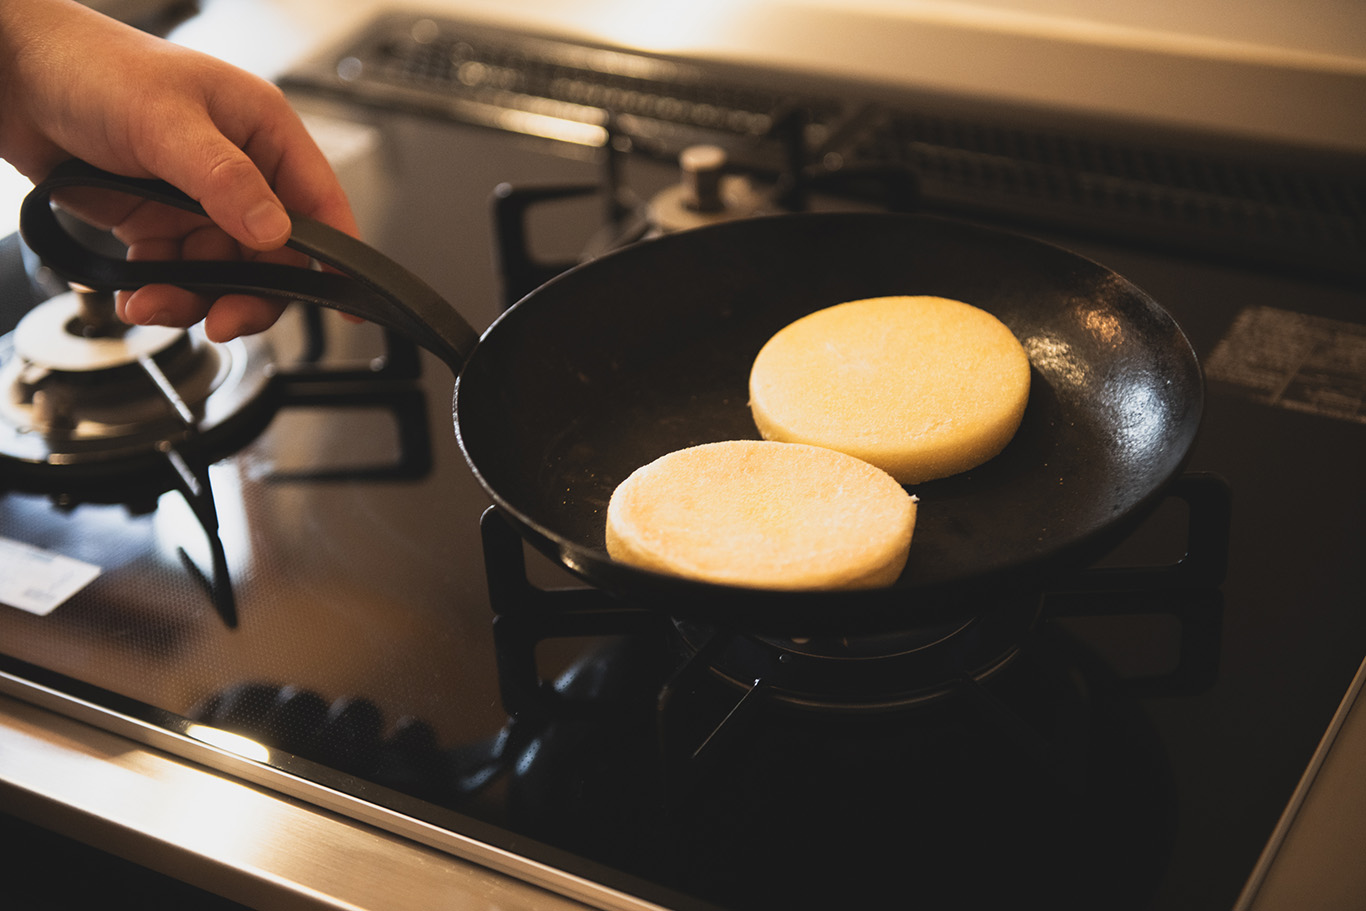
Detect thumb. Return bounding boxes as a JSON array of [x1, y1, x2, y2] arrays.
[[155, 137, 293, 250], [202, 150, 293, 250]]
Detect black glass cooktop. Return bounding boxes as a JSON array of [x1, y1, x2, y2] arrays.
[[3, 40, 1365, 909]]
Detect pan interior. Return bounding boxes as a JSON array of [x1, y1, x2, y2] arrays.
[[454, 213, 1202, 601]]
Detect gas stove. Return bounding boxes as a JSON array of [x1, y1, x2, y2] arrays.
[[3, 9, 1365, 911]]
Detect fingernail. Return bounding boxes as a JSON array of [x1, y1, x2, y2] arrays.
[[120, 294, 169, 327], [243, 199, 291, 246]]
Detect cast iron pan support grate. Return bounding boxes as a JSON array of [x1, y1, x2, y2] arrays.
[[172, 320, 432, 621], [482, 472, 1230, 777], [267, 320, 433, 483]]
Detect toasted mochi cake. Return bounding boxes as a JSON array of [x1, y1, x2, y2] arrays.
[[749, 295, 1031, 484], [605, 440, 916, 590]]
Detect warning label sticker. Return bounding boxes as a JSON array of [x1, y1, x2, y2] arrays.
[[0, 536, 101, 616], [1205, 306, 1366, 425]]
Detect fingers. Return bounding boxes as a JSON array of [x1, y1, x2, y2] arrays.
[[118, 225, 293, 341], [139, 106, 293, 251], [8, 2, 360, 341], [142, 70, 357, 252], [196, 150, 293, 250], [116, 79, 359, 341], [119, 285, 287, 343], [202, 294, 289, 342]]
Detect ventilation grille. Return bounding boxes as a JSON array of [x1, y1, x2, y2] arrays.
[[284, 13, 1366, 284], [284, 13, 842, 168], [842, 110, 1364, 281]]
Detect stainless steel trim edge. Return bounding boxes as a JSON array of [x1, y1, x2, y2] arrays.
[[1234, 653, 1366, 911], [0, 668, 674, 911]]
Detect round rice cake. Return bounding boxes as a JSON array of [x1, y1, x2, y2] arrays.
[[605, 440, 916, 590], [749, 295, 1031, 484]]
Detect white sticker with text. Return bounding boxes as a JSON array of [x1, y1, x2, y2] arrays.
[[0, 536, 101, 616]]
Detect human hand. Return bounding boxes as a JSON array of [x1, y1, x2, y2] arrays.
[[0, 0, 357, 341]]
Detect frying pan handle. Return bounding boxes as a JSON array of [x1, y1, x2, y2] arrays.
[[18, 159, 479, 371]]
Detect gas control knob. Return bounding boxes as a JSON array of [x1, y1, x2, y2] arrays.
[[646, 144, 770, 234]]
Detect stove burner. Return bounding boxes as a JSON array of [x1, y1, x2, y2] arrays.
[[480, 503, 1042, 726], [1, 279, 434, 628], [670, 598, 1035, 714], [497, 619, 1182, 911], [491, 116, 918, 310], [483, 471, 1229, 772], [15, 285, 171, 366], [0, 286, 274, 470]]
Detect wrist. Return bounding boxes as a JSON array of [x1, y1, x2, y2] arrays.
[[0, 0, 74, 173]]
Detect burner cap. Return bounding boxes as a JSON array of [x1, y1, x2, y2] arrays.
[[13, 288, 184, 372]]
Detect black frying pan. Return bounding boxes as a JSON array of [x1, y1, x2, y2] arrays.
[[20, 161, 1203, 635]]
